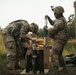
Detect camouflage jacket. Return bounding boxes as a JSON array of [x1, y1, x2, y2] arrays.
[[48, 17, 68, 42], [3, 20, 30, 38]]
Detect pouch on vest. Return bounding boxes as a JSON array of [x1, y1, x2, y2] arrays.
[[5, 37, 16, 49], [11, 24, 22, 38]]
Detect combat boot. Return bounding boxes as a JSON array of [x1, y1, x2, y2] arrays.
[[47, 63, 59, 75], [58, 67, 68, 75]]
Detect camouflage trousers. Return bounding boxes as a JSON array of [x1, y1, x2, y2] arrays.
[[2, 33, 20, 70], [49, 40, 68, 74]]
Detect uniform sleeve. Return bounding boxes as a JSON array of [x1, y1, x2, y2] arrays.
[[20, 24, 29, 35], [54, 20, 64, 31], [48, 20, 64, 35], [20, 25, 26, 34]]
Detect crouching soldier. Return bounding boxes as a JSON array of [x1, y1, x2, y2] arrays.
[[2, 19, 39, 72]]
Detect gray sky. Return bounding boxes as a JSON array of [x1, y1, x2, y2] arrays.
[[0, 0, 76, 28]]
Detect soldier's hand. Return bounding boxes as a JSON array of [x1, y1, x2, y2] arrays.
[[45, 15, 49, 19], [29, 46, 32, 50], [43, 25, 48, 31], [45, 45, 52, 49], [31, 38, 36, 42]]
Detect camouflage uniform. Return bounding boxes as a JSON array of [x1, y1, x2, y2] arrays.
[[45, 6, 68, 74], [48, 17, 68, 66], [2, 20, 30, 70]]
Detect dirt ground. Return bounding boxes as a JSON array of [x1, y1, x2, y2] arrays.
[[0, 59, 76, 75], [0, 67, 76, 75]]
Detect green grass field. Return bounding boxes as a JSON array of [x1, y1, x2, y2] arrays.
[[63, 43, 76, 56], [0, 31, 7, 74]]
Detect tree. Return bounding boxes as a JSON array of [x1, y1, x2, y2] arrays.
[[67, 14, 75, 39]]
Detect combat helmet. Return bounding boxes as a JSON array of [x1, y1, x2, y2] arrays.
[[31, 23, 39, 34], [51, 6, 64, 14]]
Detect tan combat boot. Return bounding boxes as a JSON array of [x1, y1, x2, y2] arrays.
[[58, 67, 68, 75]]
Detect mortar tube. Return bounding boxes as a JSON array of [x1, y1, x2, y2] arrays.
[[32, 42, 38, 74], [39, 49, 44, 73]]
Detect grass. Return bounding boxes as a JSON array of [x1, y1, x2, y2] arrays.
[[0, 31, 7, 74], [0, 54, 6, 68], [0, 31, 6, 55], [63, 41, 76, 56]]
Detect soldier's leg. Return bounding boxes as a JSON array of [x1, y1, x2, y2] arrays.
[[6, 54, 16, 70], [58, 46, 68, 74], [48, 41, 65, 75], [52, 41, 68, 74], [7, 41, 16, 69], [4, 36, 17, 70], [14, 43, 21, 69], [48, 53, 59, 75], [14, 52, 20, 69], [2, 33, 11, 69], [2, 30, 21, 70], [58, 55, 68, 75], [51, 41, 62, 66]]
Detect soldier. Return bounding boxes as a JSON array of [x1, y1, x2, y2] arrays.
[[2, 20, 39, 71], [44, 6, 68, 74]]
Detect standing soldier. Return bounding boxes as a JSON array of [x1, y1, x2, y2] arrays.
[[44, 6, 68, 74], [2, 20, 39, 72]]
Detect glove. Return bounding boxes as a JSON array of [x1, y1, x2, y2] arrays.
[[43, 25, 48, 31], [31, 38, 36, 42], [45, 15, 49, 19], [45, 45, 52, 49]]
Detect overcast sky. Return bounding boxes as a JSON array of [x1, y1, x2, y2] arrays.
[[0, 0, 76, 29]]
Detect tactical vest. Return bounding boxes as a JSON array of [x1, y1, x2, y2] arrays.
[[7, 20, 29, 38], [11, 23, 22, 38]]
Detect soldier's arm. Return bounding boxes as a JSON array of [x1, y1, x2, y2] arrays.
[[48, 17, 54, 25], [48, 20, 64, 35], [22, 42, 31, 49], [45, 15, 54, 25], [20, 34, 36, 41]]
